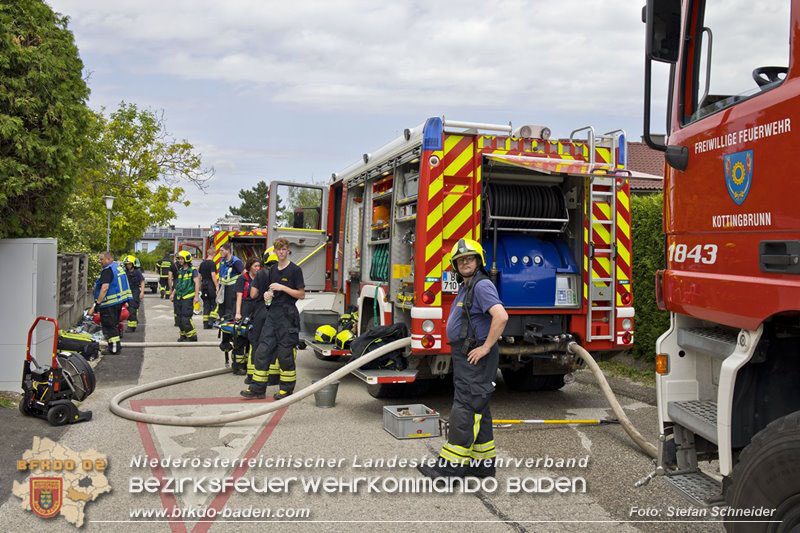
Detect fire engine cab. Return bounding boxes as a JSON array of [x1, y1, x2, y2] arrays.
[[267, 117, 657, 399], [643, 0, 800, 526]]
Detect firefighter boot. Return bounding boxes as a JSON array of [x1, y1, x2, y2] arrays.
[[465, 458, 496, 478], [240, 386, 266, 400], [416, 460, 466, 479], [273, 389, 292, 401]]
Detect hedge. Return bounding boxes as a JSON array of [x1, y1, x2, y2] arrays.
[[631, 193, 670, 361]]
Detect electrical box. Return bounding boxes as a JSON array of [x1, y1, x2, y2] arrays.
[[0, 239, 57, 392]]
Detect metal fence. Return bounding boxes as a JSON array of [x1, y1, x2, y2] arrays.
[[57, 253, 90, 327]]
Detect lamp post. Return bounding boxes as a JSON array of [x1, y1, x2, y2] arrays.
[[103, 195, 115, 252]]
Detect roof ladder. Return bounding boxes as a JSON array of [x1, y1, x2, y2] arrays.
[[586, 175, 618, 342]]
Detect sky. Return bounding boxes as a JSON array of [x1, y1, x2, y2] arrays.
[[47, 0, 674, 227]]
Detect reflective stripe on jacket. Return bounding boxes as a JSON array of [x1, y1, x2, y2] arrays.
[[174, 267, 197, 299], [94, 262, 133, 308], [219, 256, 243, 287]]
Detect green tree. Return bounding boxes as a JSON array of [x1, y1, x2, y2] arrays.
[[0, 0, 91, 238], [229, 180, 269, 224], [56, 102, 213, 251]]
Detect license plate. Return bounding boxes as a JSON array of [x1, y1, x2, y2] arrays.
[[442, 271, 459, 293]]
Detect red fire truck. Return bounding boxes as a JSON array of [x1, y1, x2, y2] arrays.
[[266, 118, 657, 398], [642, 0, 800, 524]]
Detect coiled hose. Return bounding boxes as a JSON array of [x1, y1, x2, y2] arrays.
[[568, 341, 657, 458], [109, 337, 412, 427]]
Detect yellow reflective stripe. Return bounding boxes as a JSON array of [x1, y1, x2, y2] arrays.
[[472, 413, 482, 443], [442, 443, 471, 457], [470, 448, 497, 459], [108, 336, 120, 343], [472, 440, 495, 452], [180, 292, 195, 299], [439, 449, 470, 465]]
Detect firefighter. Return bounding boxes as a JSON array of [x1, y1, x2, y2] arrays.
[[217, 242, 244, 319], [242, 238, 304, 400], [123, 255, 145, 332], [231, 258, 261, 374], [199, 248, 219, 329], [90, 251, 133, 355], [170, 250, 200, 342], [157, 251, 172, 299], [417, 239, 508, 479], [246, 249, 278, 385]]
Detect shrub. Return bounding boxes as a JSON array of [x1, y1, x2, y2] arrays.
[[631, 193, 669, 361]]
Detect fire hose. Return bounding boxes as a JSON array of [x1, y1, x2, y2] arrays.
[[109, 337, 658, 460], [109, 337, 412, 427]]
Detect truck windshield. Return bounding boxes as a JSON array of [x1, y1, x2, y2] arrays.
[[686, 0, 789, 123]]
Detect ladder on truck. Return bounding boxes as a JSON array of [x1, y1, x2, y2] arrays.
[[586, 175, 617, 342]]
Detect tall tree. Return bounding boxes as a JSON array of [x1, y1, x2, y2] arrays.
[[56, 102, 214, 251], [229, 180, 270, 224], [0, 0, 91, 238]]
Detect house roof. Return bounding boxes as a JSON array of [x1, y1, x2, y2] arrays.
[[627, 142, 664, 190]]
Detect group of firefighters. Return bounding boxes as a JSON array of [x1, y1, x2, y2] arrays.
[[89, 236, 505, 478]]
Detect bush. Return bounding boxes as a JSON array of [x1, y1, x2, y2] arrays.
[[631, 193, 669, 361]]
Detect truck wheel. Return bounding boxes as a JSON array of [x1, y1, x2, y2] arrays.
[[47, 403, 73, 426], [502, 366, 565, 392], [724, 410, 800, 532]]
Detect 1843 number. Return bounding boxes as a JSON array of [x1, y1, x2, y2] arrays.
[[668, 243, 718, 264]]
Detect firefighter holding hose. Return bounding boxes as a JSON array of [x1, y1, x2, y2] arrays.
[[170, 250, 200, 342], [418, 239, 508, 479]]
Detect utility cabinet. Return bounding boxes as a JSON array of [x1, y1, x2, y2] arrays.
[[0, 239, 58, 392]]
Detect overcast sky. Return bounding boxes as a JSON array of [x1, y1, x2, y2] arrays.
[[47, 0, 671, 227]]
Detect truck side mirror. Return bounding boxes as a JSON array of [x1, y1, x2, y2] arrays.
[[645, 0, 681, 64]]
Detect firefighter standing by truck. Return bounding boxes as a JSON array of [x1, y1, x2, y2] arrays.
[[245, 249, 279, 385], [217, 242, 244, 319], [90, 251, 133, 355], [417, 239, 508, 479], [242, 238, 304, 400], [157, 252, 172, 299], [231, 257, 262, 375], [123, 255, 145, 332], [199, 248, 219, 329], [171, 250, 200, 342]]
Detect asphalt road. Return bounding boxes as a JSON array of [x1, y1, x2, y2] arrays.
[[0, 295, 724, 532]]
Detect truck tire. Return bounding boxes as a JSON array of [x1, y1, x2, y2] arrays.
[[502, 366, 565, 392], [724, 410, 800, 532]]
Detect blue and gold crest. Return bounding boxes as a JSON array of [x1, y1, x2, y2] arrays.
[[723, 149, 753, 205], [30, 477, 62, 518]]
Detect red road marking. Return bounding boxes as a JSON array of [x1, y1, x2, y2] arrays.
[[132, 397, 287, 533]]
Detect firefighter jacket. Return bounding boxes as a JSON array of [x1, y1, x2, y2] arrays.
[[157, 258, 172, 278], [174, 266, 198, 300], [219, 255, 244, 288], [94, 261, 133, 308]]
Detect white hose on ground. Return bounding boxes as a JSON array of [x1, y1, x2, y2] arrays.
[[112, 341, 220, 348], [568, 341, 658, 459], [109, 337, 412, 427]]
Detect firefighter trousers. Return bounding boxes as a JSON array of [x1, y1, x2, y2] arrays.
[[99, 304, 122, 354], [176, 299, 197, 339], [251, 304, 298, 393], [437, 341, 499, 472], [173, 298, 180, 327], [201, 281, 218, 325], [159, 277, 168, 298], [127, 296, 140, 329]]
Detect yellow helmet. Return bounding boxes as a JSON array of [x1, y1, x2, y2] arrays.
[[314, 325, 337, 344], [449, 238, 486, 271], [177, 250, 192, 262], [335, 329, 355, 350], [123, 255, 136, 264], [263, 246, 278, 265]]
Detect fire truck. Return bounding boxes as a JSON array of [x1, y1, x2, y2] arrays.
[[642, 0, 800, 524], [267, 117, 656, 398], [206, 221, 269, 267]]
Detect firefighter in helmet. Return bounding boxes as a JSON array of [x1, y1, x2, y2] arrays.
[[90, 251, 133, 354], [245, 249, 279, 385], [170, 250, 200, 342], [123, 255, 145, 331], [157, 251, 173, 299], [417, 238, 508, 479]]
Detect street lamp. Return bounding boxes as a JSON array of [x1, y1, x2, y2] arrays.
[[103, 195, 115, 252]]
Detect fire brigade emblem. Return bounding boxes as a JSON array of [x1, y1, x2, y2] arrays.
[[723, 149, 753, 205], [30, 477, 62, 518]]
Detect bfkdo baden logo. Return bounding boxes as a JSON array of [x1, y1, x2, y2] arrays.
[[724, 149, 753, 205], [30, 478, 63, 518]]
